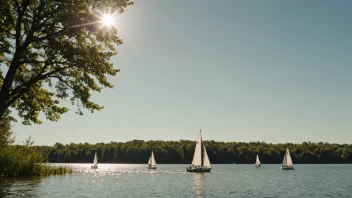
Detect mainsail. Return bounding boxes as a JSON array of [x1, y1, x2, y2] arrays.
[[93, 152, 98, 166], [148, 151, 156, 167], [192, 132, 203, 166], [255, 155, 261, 166], [282, 148, 293, 167], [285, 148, 293, 167], [191, 130, 211, 167]]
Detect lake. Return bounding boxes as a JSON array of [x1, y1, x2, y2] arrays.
[[1, 164, 351, 197]]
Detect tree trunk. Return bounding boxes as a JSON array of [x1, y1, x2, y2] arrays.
[[0, 52, 22, 119]]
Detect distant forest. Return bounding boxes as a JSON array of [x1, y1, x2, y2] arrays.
[[35, 140, 352, 164]]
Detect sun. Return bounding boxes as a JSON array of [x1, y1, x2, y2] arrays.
[[102, 15, 114, 26]]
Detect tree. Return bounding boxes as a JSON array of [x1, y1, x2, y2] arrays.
[[32, 140, 352, 164], [0, 0, 133, 124], [0, 114, 12, 148]]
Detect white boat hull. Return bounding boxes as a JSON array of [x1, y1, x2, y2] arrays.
[[91, 165, 98, 169]]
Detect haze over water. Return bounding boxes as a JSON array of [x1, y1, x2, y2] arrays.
[[1, 164, 351, 197]]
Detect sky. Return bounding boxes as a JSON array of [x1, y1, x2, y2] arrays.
[[12, 0, 352, 145]]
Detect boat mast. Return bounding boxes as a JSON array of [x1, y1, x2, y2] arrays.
[[285, 148, 287, 166], [200, 129, 204, 167], [285, 148, 288, 165]]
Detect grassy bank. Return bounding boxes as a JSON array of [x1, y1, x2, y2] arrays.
[[0, 141, 72, 178]]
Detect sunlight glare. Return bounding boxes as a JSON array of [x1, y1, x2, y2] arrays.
[[102, 15, 114, 26]]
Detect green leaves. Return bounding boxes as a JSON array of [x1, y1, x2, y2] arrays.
[[31, 140, 352, 164], [0, 0, 133, 124]]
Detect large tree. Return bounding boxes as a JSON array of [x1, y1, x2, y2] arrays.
[[0, 0, 133, 125], [0, 113, 12, 148]]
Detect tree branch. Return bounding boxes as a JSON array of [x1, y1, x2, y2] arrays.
[[34, 28, 66, 43], [9, 60, 62, 97], [8, 74, 43, 98], [5, 66, 77, 111], [14, 1, 23, 51], [14, 0, 20, 12], [48, 75, 74, 89], [8, 62, 76, 99], [0, 0, 25, 117], [42, 64, 77, 77], [5, 84, 31, 110], [24, 4, 65, 45]]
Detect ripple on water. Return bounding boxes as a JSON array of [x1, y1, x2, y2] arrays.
[[1, 164, 352, 197]]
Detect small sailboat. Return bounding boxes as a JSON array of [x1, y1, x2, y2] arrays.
[[255, 155, 261, 167], [186, 130, 211, 172], [91, 152, 98, 169], [147, 151, 157, 169], [281, 148, 294, 170]]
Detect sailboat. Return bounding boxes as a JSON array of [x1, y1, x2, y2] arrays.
[[147, 151, 157, 169], [281, 148, 294, 170], [187, 130, 211, 172], [255, 155, 261, 167], [91, 152, 98, 169]]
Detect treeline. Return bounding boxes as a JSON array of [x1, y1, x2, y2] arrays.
[[35, 140, 352, 164]]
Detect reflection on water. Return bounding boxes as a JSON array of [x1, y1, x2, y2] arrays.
[[1, 164, 352, 197], [192, 173, 205, 198], [0, 177, 42, 197]]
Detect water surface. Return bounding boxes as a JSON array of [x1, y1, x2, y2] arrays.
[[1, 164, 351, 197]]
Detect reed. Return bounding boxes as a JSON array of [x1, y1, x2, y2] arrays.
[[0, 141, 72, 178], [33, 164, 73, 176]]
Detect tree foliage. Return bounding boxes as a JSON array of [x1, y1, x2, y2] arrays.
[[36, 140, 352, 164], [0, 0, 133, 124]]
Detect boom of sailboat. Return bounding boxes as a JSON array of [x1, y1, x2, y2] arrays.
[[90, 131, 296, 172]]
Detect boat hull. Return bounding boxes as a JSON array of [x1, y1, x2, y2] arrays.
[[281, 166, 294, 170], [147, 166, 156, 169], [186, 167, 211, 172], [91, 165, 98, 169], [255, 164, 261, 168]]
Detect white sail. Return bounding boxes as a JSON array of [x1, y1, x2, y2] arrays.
[[202, 144, 211, 167], [148, 151, 156, 167], [191, 132, 203, 166], [282, 148, 293, 167], [93, 152, 98, 166], [282, 152, 287, 166], [255, 155, 261, 166], [285, 148, 293, 167]]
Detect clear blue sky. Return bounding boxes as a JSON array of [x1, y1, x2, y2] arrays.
[[13, 0, 352, 145]]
